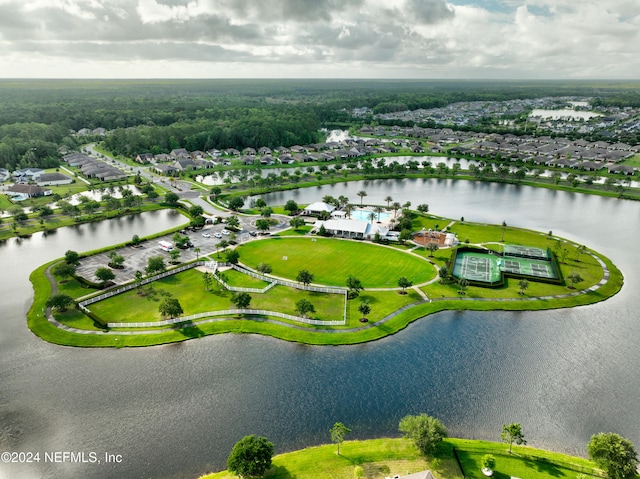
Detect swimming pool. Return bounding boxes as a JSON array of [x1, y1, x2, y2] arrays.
[[350, 209, 392, 222]]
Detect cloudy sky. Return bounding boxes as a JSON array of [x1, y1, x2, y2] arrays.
[[1, 0, 639, 79]]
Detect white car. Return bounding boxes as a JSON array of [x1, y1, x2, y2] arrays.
[[201, 232, 211, 238], [221, 229, 231, 235], [214, 232, 222, 239]]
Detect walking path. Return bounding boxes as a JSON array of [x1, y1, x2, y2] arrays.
[[43, 242, 612, 338]]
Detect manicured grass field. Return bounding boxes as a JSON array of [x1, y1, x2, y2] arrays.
[[198, 438, 602, 479], [86, 269, 347, 324], [235, 237, 436, 288]]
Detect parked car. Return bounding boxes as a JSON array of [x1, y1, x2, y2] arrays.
[[248, 231, 257, 237], [221, 229, 230, 235], [202, 232, 211, 238], [214, 232, 222, 239]]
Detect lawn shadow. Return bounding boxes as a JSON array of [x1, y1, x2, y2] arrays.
[[177, 322, 205, 338], [265, 464, 293, 479]]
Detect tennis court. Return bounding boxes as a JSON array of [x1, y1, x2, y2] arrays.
[[499, 256, 556, 279], [452, 245, 559, 284], [452, 252, 502, 283], [503, 244, 550, 260]]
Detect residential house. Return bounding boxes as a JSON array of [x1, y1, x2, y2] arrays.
[[608, 165, 635, 176], [135, 153, 155, 164], [6, 183, 52, 200], [170, 148, 190, 159], [153, 164, 178, 175], [0, 168, 10, 182], [36, 173, 74, 186], [12, 168, 44, 182]]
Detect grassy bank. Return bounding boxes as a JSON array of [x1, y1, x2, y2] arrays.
[[198, 437, 603, 479], [27, 212, 623, 347]]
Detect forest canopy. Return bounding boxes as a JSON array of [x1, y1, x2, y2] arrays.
[[1, 79, 639, 170]]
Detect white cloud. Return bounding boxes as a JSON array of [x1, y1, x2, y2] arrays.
[[0, 0, 638, 78]]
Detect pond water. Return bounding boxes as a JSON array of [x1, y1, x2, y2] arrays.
[[1, 183, 639, 479], [529, 109, 602, 120]]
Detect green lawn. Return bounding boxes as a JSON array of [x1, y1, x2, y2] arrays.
[[28, 219, 624, 348], [235, 237, 437, 288], [198, 438, 603, 479], [222, 268, 271, 288], [451, 439, 601, 479], [86, 269, 347, 324]]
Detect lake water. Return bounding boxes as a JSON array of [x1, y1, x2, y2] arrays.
[[1, 183, 639, 479], [529, 109, 602, 120]]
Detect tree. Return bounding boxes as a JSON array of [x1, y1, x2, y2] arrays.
[[575, 244, 587, 262], [384, 195, 393, 207], [257, 263, 272, 274], [226, 249, 240, 264], [146, 256, 166, 275], [95, 266, 115, 286], [399, 229, 413, 245], [202, 271, 213, 291], [226, 215, 241, 230], [108, 251, 125, 268], [358, 300, 371, 322], [65, 250, 80, 265], [357, 190, 367, 206], [131, 234, 141, 246], [426, 242, 439, 257], [398, 276, 412, 294], [210, 186, 222, 199], [159, 297, 183, 318], [482, 454, 496, 474], [501, 221, 507, 242], [217, 239, 229, 259], [588, 432, 638, 479], [194, 247, 201, 260], [256, 218, 270, 233], [134, 270, 144, 293], [46, 293, 75, 312], [168, 248, 181, 264], [295, 299, 315, 318], [52, 262, 76, 282], [164, 192, 179, 205], [261, 206, 273, 219], [330, 422, 351, 455], [399, 414, 448, 456], [296, 269, 314, 286], [518, 279, 529, 295], [346, 275, 363, 299], [417, 204, 429, 214], [501, 423, 526, 453], [227, 435, 274, 479], [231, 292, 252, 309], [457, 277, 469, 294], [567, 271, 584, 289], [189, 204, 204, 218], [254, 198, 267, 209], [284, 199, 299, 215], [289, 217, 305, 231], [228, 196, 245, 211]]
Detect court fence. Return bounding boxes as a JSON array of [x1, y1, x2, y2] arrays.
[[450, 246, 564, 287]]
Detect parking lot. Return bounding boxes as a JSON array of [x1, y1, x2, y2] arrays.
[[74, 215, 289, 287]]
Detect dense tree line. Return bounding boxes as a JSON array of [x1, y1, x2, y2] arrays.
[[1, 79, 638, 170]]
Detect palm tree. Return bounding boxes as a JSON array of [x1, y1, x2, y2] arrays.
[[344, 204, 354, 219], [367, 212, 376, 224], [384, 196, 393, 208], [338, 195, 349, 208], [357, 190, 367, 206], [194, 247, 201, 260], [392, 202, 402, 217], [374, 206, 384, 222]]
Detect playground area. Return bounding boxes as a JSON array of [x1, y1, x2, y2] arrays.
[[452, 245, 559, 285]]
